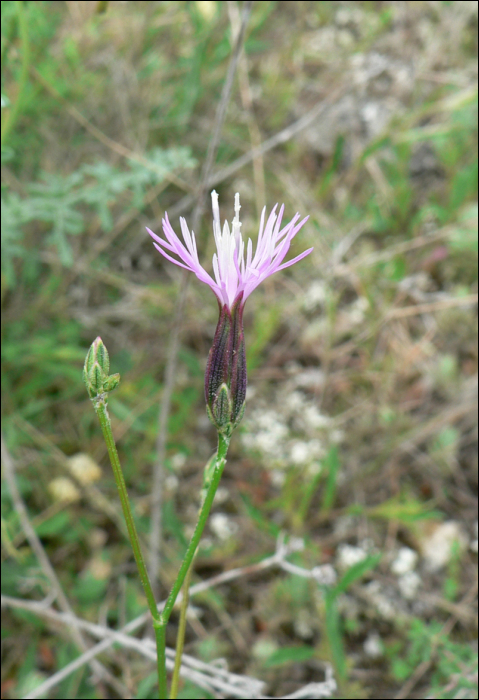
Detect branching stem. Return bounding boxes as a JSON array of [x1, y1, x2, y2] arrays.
[[161, 433, 230, 697]]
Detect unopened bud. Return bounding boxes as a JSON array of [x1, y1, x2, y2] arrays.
[[83, 338, 120, 399], [209, 383, 232, 431], [85, 337, 109, 375], [103, 373, 120, 392], [205, 296, 247, 436]]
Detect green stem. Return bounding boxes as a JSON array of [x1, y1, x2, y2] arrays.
[[169, 556, 195, 699], [157, 433, 230, 691], [1, 1, 30, 147], [94, 383, 230, 699], [94, 397, 167, 699]]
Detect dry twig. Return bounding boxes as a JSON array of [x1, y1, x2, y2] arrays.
[[2, 534, 336, 699], [1, 434, 128, 698]]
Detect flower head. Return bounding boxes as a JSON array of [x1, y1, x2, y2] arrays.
[[147, 192, 312, 435], [146, 191, 312, 309]]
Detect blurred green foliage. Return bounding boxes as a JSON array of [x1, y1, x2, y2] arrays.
[[389, 619, 478, 699], [1, 1, 478, 699]]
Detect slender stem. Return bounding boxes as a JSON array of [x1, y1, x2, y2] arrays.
[[93, 396, 167, 699], [169, 556, 195, 699], [160, 433, 230, 628], [157, 432, 230, 697], [94, 383, 230, 699], [155, 624, 167, 700]]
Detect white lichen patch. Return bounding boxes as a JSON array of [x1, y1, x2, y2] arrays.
[[209, 513, 239, 541], [48, 477, 81, 503], [241, 408, 289, 462], [164, 474, 179, 491], [241, 382, 341, 481], [303, 280, 328, 311], [67, 453, 102, 485], [312, 564, 337, 586], [397, 571, 422, 600], [170, 452, 187, 471], [214, 486, 230, 505], [290, 439, 323, 465], [336, 540, 376, 571], [363, 581, 399, 620], [363, 632, 384, 659], [418, 521, 468, 571], [294, 609, 315, 639], [391, 547, 419, 575]]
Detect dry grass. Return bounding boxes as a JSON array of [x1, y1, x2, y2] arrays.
[[1, 2, 477, 698]]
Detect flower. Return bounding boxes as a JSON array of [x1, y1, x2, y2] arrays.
[[146, 190, 312, 310], [147, 192, 312, 435]]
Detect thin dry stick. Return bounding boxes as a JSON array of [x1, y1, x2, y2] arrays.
[[3, 537, 335, 699], [227, 0, 266, 215], [31, 66, 191, 194], [3, 592, 336, 700], [12, 536, 301, 699], [148, 0, 254, 596], [1, 595, 332, 700], [82, 179, 177, 269], [149, 273, 189, 599], [1, 434, 128, 699], [157, 83, 345, 227], [385, 293, 478, 320], [12, 415, 132, 543], [37, 84, 343, 271], [332, 224, 455, 277]]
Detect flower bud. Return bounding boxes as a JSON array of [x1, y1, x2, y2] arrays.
[[205, 296, 247, 436], [103, 373, 121, 393], [83, 337, 120, 399]]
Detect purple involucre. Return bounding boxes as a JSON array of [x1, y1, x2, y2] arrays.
[[146, 191, 312, 309]]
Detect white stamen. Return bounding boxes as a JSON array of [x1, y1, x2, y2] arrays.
[[149, 190, 311, 309], [211, 190, 220, 224], [211, 190, 222, 245], [232, 192, 241, 233]]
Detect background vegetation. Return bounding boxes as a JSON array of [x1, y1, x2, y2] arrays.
[[1, 1, 477, 698]]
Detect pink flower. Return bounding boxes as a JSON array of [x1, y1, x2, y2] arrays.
[[147, 191, 312, 435], [146, 191, 312, 309]]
